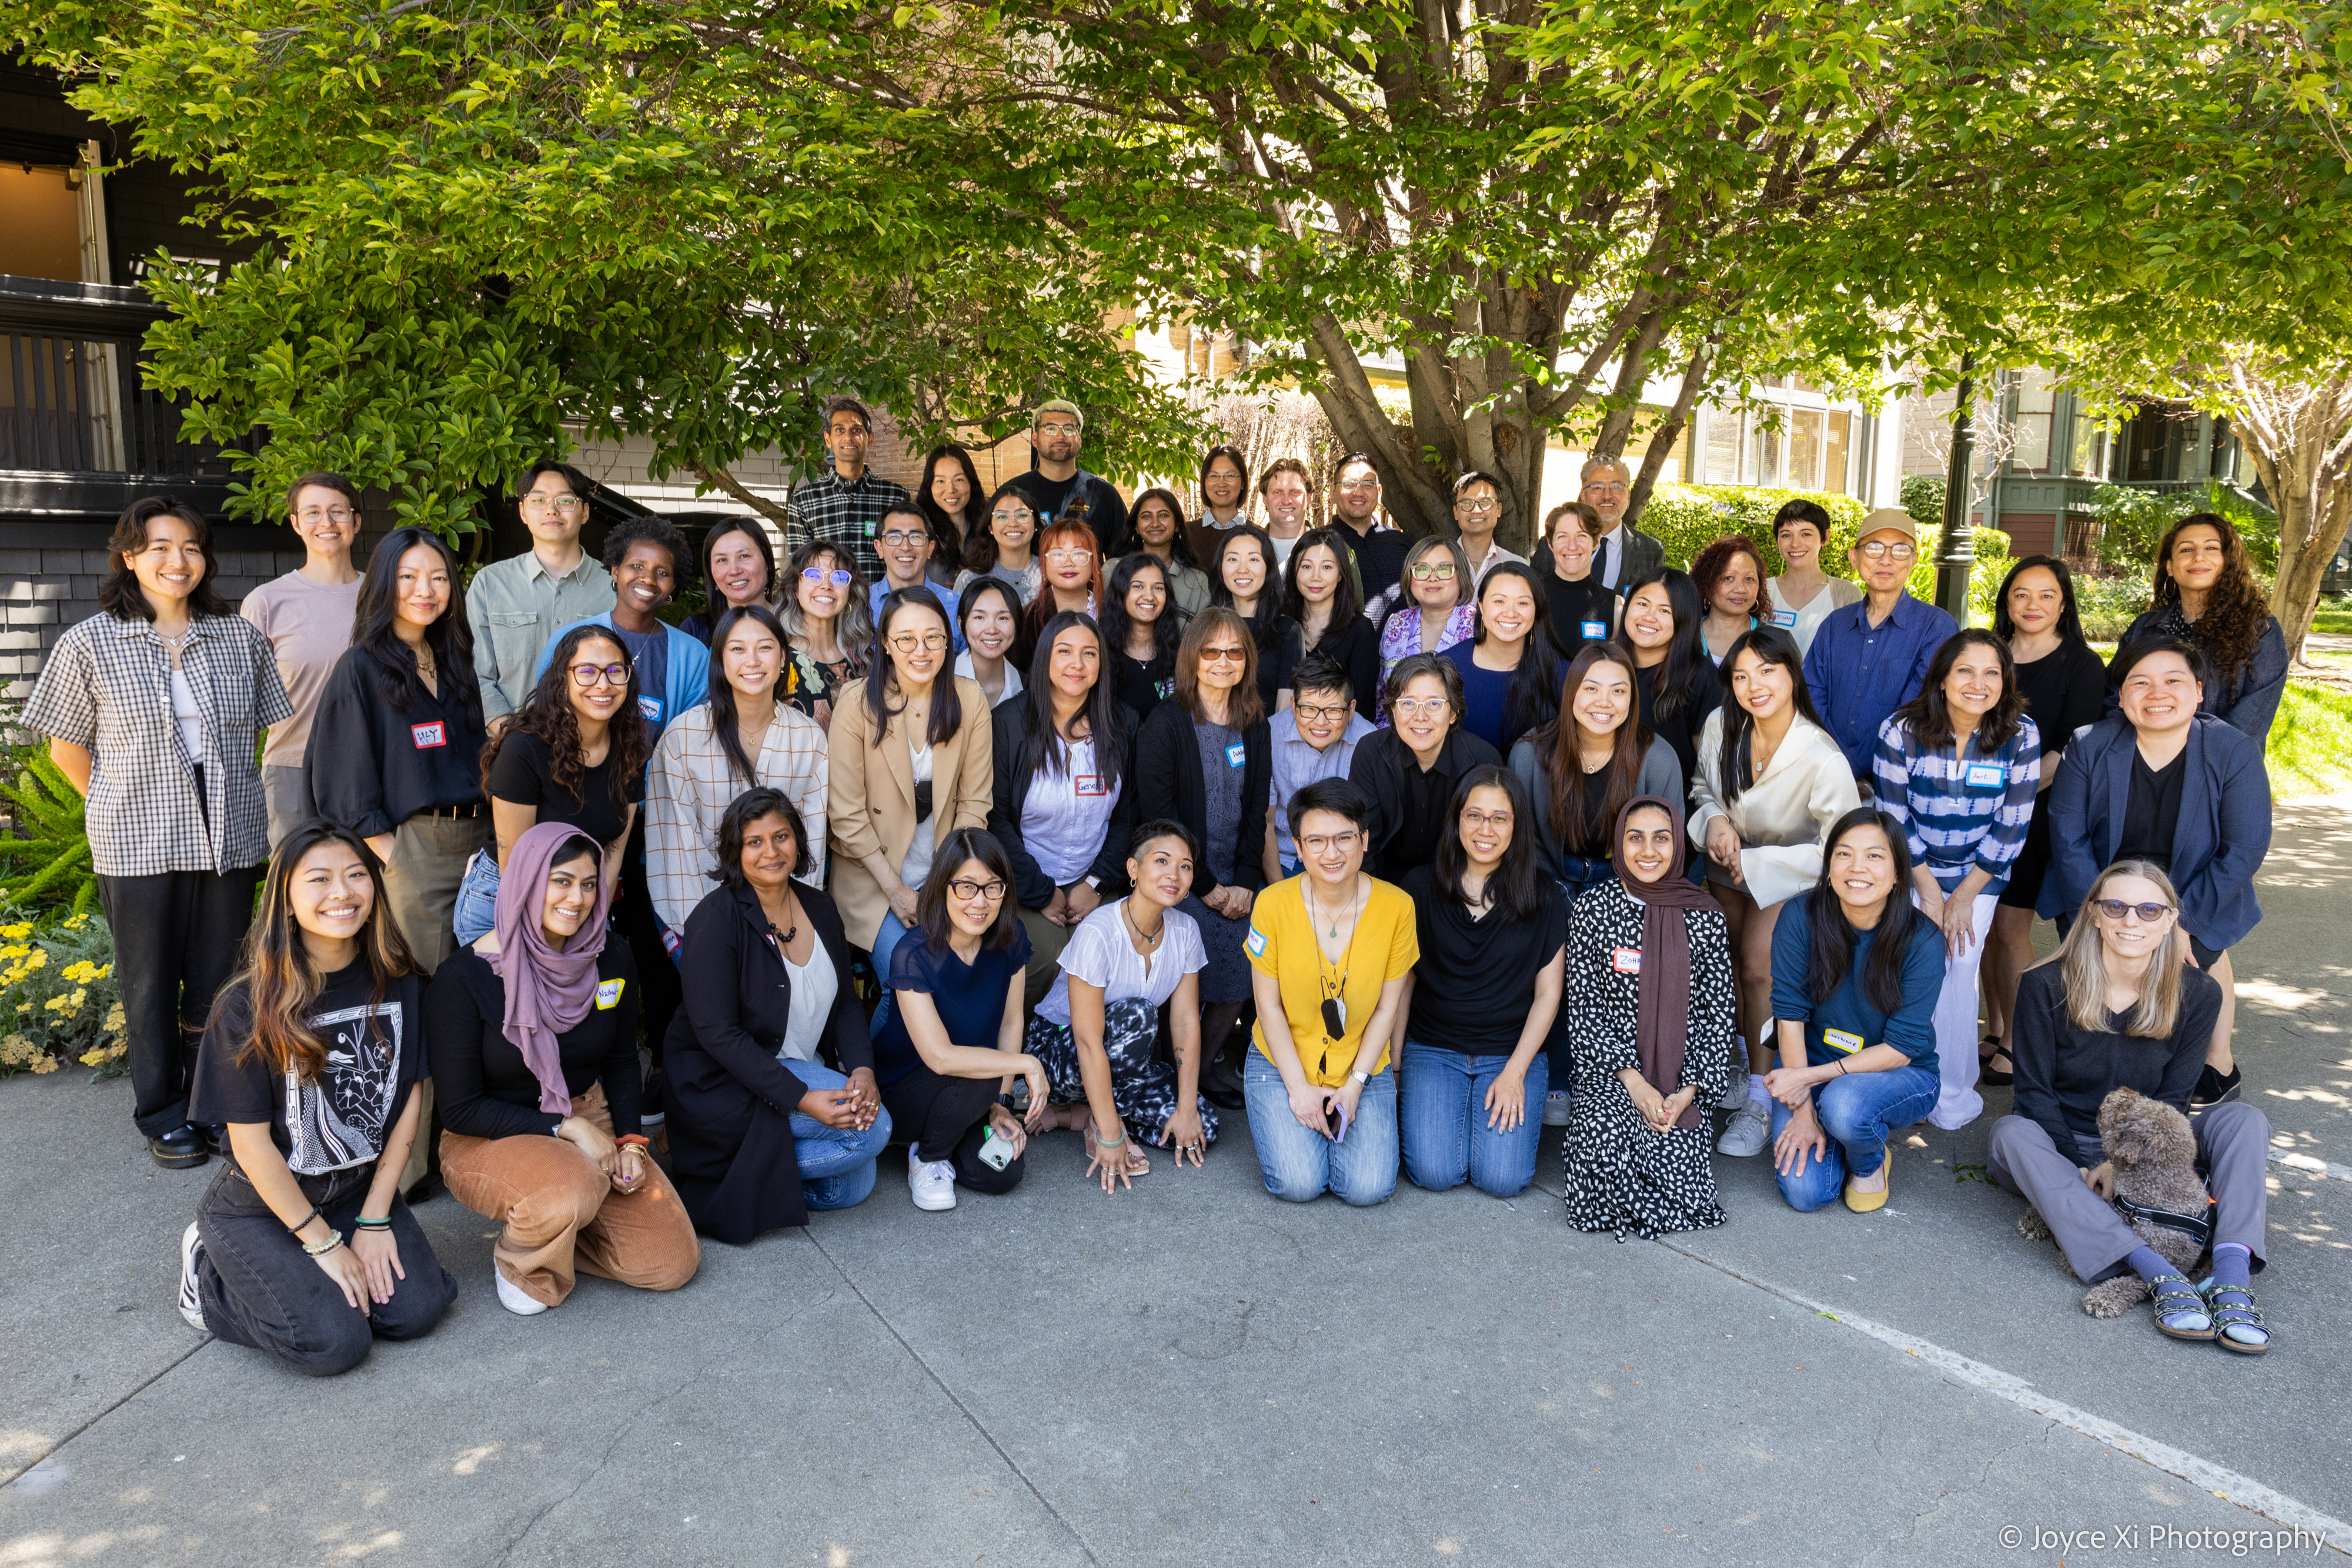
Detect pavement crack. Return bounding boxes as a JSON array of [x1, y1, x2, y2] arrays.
[[1, 1334, 212, 1490], [488, 1350, 724, 1566]]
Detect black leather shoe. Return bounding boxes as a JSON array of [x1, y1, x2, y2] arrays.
[[1200, 1054, 1246, 1111], [200, 1123, 230, 1157], [148, 1125, 209, 1169]]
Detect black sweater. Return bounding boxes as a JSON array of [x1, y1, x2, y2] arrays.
[[988, 696, 1140, 910], [426, 943, 642, 1140], [1134, 700, 1272, 898], [307, 645, 490, 837], [2009, 961, 2221, 1154]]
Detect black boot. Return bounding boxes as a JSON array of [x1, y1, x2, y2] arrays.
[[148, 1124, 209, 1169]]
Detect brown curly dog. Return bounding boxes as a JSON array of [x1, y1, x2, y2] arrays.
[[2017, 1087, 2212, 1317]]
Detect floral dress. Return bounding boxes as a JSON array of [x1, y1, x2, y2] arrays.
[[1561, 878, 1736, 1239], [1376, 603, 1477, 701]]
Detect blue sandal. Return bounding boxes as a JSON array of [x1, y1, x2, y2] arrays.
[[2198, 1279, 2270, 1355], [2148, 1273, 2216, 1341]]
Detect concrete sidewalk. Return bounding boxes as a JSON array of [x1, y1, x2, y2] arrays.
[[4, 799, 2348, 1566]]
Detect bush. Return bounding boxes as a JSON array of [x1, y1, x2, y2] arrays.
[[1900, 474, 1946, 530], [0, 728, 97, 915], [2088, 481, 2278, 579], [2070, 570, 2154, 643], [0, 907, 126, 1076]]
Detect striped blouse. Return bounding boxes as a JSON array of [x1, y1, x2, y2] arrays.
[[1870, 713, 2042, 894]]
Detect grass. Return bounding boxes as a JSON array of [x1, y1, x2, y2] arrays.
[[2268, 681, 2352, 800], [2308, 610, 2352, 638]]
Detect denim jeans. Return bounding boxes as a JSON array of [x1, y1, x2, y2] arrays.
[[867, 912, 917, 1038], [1398, 1042, 1547, 1198], [451, 849, 500, 945], [789, 1061, 894, 1211], [1242, 1048, 1398, 1205], [1768, 1061, 1940, 1212]]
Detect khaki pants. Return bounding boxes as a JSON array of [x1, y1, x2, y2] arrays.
[[382, 811, 488, 1193], [440, 1084, 701, 1308], [1018, 905, 1074, 1014]]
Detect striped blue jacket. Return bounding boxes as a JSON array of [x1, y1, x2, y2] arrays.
[[1870, 713, 2042, 895]]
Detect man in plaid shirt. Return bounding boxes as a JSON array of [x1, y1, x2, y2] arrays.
[[784, 396, 912, 586]]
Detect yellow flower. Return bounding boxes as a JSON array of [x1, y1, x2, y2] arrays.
[[0, 922, 31, 939], [29, 1054, 57, 1074], [63, 914, 87, 929], [79, 1047, 105, 1065], [24, 950, 45, 970], [103, 1004, 125, 1033], [0, 1032, 31, 1065]]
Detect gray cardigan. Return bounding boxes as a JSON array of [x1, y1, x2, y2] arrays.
[[1508, 732, 1684, 872]]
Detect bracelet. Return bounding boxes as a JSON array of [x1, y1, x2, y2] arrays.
[[301, 1229, 344, 1256], [1836, 1059, 1849, 1075], [285, 1205, 320, 1237], [354, 1214, 393, 1229], [615, 1134, 650, 1150], [1093, 1129, 1127, 1148]]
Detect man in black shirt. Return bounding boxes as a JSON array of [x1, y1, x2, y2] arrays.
[[1025, 398, 1128, 554], [1328, 453, 1409, 605]]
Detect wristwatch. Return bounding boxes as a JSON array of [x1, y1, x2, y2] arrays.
[[1349, 1069, 1370, 1087]]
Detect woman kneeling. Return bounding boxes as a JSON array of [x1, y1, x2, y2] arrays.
[[428, 823, 700, 1315], [181, 823, 455, 1374], [666, 788, 891, 1240]]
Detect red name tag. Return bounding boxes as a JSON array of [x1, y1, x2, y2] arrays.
[[1075, 774, 1107, 797], [1612, 947, 1642, 974], [411, 721, 446, 749]]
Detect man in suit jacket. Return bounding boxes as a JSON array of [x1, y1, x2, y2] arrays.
[[1535, 456, 1665, 590]]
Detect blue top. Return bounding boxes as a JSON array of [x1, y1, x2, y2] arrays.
[[871, 925, 1035, 1087], [1768, 893, 1944, 1075], [1802, 593, 1960, 777], [1268, 706, 1375, 865], [870, 579, 964, 654], [2105, 603, 2287, 744], [536, 614, 711, 751], [1870, 713, 2042, 895], [1440, 642, 1514, 753]]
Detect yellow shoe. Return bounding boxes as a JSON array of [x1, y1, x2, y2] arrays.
[[1843, 1154, 1890, 1213]]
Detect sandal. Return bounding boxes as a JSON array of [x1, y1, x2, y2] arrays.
[[1977, 1038, 2014, 1088], [2198, 1279, 2270, 1355], [2148, 1273, 2217, 1342]]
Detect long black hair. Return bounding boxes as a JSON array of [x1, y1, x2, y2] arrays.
[[353, 526, 480, 716], [1198, 444, 1250, 517], [1434, 763, 1547, 922], [917, 443, 987, 571], [479, 623, 650, 806], [706, 604, 794, 786], [1100, 552, 1182, 666], [1120, 485, 1202, 570], [1474, 560, 1564, 747], [864, 587, 964, 747], [1890, 627, 2026, 752], [1208, 523, 1283, 651], [99, 496, 232, 621], [1614, 567, 1709, 725], [1714, 624, 1820, 807], [696, 517, 775, 609], [1278, 526, 1367, 633], [1015, 610, 1125, 798], [1992, 554, 2090, 647], [1803, 807, 1922, 1015]]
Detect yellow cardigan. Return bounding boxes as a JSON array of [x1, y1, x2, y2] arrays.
[[824, 676, 994, 950]]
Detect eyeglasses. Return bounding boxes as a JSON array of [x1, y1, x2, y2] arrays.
[[1043, 548, 1094, 565], [521, 495, 584, 516], [1461, 808, 1514, 829], [1298, 831, 1360, 854], [1392, 697, 1451, 718], [990, 510, 1033, 527], [1409, 563, 1456, 581], [1857, 540, 1917, 561], [880, 530, 929, 548], [1336, 477, 1380, 493], [1200, 646, 1247, 664], [296, 507, 356, 525], [949, 878, 1008, 901], [1294, 702, 1350, 721], [1035, 422, 1080, 437], [570, 663, 629, 687], [889, 633, 950, 654], [801, 567, 854, 586], [1583, 481, 1630, 496], [1456, 497, 1498, 513], [2094, 898, 2174, 923]]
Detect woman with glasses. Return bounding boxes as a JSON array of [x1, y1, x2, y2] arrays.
[[678, 518, 777, 647], [954, 576, 1026, 709], [829, 587, 995, 985], [1761, 500, 1860, 657], [1441, 561, 1561, 754], [778, 540, 873, 731], [1377, 537, 1479, 692], [1393, 766, 1565, 1199], [1538, 500, 1620, 660], [1615, 569, 1722, 804], [1117, 485, 1212, 618], [869, 830, 1050, 1210], [1208, 524, 1285, 713], [1136, 607, 1274, 1112], [1101, 554, 1181, 720], [1989, 862, 2272, 1352], [1184, 444, 1252, 568], [1274, 527, 1380, 722], [1013, 521, 1103, 668], [955, 480, 1044, 607], [1349, 654, 1503, 884], [453, 624, 650, 944], [1692, 536, 1767, 666], [918, 443, 988, 579]]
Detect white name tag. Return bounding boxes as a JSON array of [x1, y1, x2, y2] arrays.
[[1611, 947, 1641, 974], [639, 695, 664, 723], [595, 978, 625, 1011], [1771, 610, 1798, 628], [1823, 1027, 1865, 1055], [1225, 743, 1247, 768], [410, 721, 446, 750], [1244, 926, 1268, 957], [1581, 620, 1608, 639], [1964, 763, 2004, 789], [1075, 773, 1107, 797]]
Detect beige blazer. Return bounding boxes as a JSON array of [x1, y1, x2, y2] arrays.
[[827, 675, 994, 948], [1688, 709, 1861, 909]]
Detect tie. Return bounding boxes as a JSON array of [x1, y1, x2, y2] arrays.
[[1598, 536, 1612, 588]]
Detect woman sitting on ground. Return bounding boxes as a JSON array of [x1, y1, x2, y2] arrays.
[[1561, 797, 1736, 1239], [868, 828, 1050, 1211], [182, 822, 455, 1374], [1763, 808, 1945, 1214], [1026, 821, 1218, 1193], [664, 788, 890, 1241], [427, 823, 699, 1315], [1394, 765, 1565, 1200], [1988, 861, 2270, 1352]]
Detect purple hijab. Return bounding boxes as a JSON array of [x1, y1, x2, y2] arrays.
[[486, 821, 613, 1115]]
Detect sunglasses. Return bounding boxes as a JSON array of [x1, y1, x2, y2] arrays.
[[2094, 898, 2175, 923]]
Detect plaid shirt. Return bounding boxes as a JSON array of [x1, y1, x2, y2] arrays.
[[23, 611, 292, 877], [644, 702, 830, 934], [1871, 713, 2042, 895], [784, 467, 911, 586]]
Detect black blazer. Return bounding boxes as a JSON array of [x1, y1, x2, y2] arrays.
[[1134, 699, 1272, 898], [662, 879, 872, 1241], [1348, 724, 1504, 883], [988, 696, 1139, 910]]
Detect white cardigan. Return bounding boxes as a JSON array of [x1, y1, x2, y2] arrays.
[[1688, 709, 1861, 908]]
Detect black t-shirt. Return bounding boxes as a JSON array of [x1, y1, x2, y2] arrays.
[[1544, 573, 1620, 658], [2119, 747, 2186, 869], [487, 729, 643, 850], [1111, 647, 1175, 720], [1024, 470, 1127, 555], [1401, 866, 1569, 1054], [425, 944, 644, 1141], [189, 964, 427, 1175], [1634, 657, 1723, 803], [1332, 525, 1409, 603], [2011, 638, 2106, 760]]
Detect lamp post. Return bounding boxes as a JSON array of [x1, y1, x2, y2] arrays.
[[1935, 353, 1977, 620]]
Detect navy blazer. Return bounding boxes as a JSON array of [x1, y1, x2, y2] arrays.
[[2104, 607, 2287, 744], [2043, 713, 2271, 949]]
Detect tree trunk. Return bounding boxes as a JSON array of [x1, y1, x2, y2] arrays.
[[2224, 362, 2352, 667], [1625, 337, 1717, 529]]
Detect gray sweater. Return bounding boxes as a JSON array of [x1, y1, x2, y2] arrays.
[[1508, 733, 1684, 871]]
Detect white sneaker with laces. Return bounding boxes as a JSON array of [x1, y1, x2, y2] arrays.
[[1719, 1068, 1752, 1111], [908, 1147, 958, 1211], [1717, 1098, 1772, 1156], [1542, 1089, 1572, 1128], [494, 1264, 550, 1316], [178, 1222, 207, 1332]]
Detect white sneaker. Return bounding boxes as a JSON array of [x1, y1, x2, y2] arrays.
[[1718, 1069, 1751, 1111], [1717, 1098, 1772, 1156], [1542, 1089, 1572, 1127], [907, 1147, 958, 1211], [493, 1264, 550, 1316], [177, 1222, 207, 1332]]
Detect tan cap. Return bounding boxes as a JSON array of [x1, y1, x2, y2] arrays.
[[1855, 507, 1920, 544]]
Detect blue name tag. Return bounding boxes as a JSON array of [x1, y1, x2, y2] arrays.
[[1225, 743, 1247, 768], [1964, 762, 2004, 789], [639, 695, 664, 722], [1771, 610, 1798, 628], [1581, 620, 1607, 639]]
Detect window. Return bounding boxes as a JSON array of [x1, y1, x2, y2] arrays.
[[1788, 408, 1824, 491], [1702, 407, 1740, 486], [2011, 369, 2055, 473], [1823, 411, 1852, 495]]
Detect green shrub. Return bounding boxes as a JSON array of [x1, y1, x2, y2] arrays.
[[2088, 481, 2277, 577], [0, 732, 96, 915], [2070, 569, 2154, 642], [1638, 484, 1868, 574], [1900, 474, 1946, 530]]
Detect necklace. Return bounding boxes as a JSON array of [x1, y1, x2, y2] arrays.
[[1305, 877, 1363, 941], [1120, 898, 1162, 951], [766, 889, 801, 947]]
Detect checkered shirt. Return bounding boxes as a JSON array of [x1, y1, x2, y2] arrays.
[[784, 469, 913, 586]]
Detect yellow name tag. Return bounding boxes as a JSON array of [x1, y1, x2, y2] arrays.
[[1823, 1027, 1865, 1055], [595, 979, 625, 1011]]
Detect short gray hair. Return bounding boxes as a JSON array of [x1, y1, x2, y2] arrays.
[[1579, 455, 1632, 484]]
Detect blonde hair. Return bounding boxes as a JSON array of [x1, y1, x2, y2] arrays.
[[2053, 860, 2187, 1038]]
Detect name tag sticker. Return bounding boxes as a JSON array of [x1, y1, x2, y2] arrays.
[[1075, 773, 1107, 797], [1771, 610, 1798, 628], [1225, 743, 1247, 768], [1581, 620, 1608, 639], [1245, 926, 1268, 958], [594, 978, 625, 1011], [1611, 947, 1642, 974], [1965, 763, 2005, 789], [410, 721, 446, 750], [1823, 1027, 1866, 1055], [639, 695, 664, 722]]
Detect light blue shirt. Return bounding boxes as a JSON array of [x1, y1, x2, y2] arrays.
[[870, 579, 964, 654], [1269, 707, 1376, 866]]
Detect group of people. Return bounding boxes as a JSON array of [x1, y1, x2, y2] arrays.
[[18, 392, 2283, 1376]]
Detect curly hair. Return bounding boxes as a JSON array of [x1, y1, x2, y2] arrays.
[[1690, 534, 1768, 616], [480, 624, 651, 809], [602, 514, 694, 586], [2150, 512, 2267, 683]]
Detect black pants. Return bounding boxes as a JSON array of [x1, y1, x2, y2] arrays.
[[880, 1066, 1025, 1194], [192, 1162, 455, 1376], [614, 830, 681, 1072], [98, 865, 265, 1137]]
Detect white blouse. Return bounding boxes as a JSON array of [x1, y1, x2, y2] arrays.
[[1687, 710, 1862, 908], [1763, 576, 1863, 658]]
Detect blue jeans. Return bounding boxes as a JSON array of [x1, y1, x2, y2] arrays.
[[1768, 1062, 1940, 1213], [789, 1061, 893, 1211], [1398, 1042, 1547, 1198], [452, 850, 499, 944], [1242, 1048, 1398, 1205]]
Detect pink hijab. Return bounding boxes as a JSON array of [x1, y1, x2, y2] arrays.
[[487, 822, 613, 1115]]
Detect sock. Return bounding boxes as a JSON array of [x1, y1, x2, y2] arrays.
[[2124, 1246, 2176, 1284], [1748, 1072, 1769, 1106], [2210, 1243, 2251, 1289]]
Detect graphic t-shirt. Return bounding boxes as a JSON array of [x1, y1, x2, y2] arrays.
[[191, 964, 426, 1174]]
